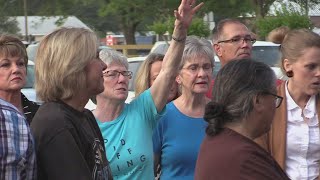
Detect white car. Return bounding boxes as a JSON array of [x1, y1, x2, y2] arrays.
[[151, 40, 286, 80], [21, 61, 42, 104]]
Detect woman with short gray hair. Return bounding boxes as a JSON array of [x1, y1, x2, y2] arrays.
[[152, 35, 214, 179], [195, 59, 289, 179]]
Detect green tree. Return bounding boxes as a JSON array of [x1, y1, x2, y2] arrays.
[[99, 0, 166, 44], [255, 4, 313, 39], [0, 0, 20, 35], [149, 16, 211, 39], [0, 16, 20, 35], [250, 0, 277, 18], [201, 0, 254, 21], [290, 0, 320, 15]]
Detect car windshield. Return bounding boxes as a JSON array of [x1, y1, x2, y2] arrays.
[[252, 46, 280, 67], [24, 64, 35, 88], [128, 61, 143, 91]]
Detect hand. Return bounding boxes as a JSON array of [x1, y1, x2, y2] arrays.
[[174, 0, 204, 29]]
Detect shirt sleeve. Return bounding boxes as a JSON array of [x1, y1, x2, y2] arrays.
[[130, 88, 166, 129], [0, 104, 36, 180], [37, 129, 92, 180]]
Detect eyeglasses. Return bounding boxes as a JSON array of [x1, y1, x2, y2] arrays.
[[103, 70, 133, 79], [217, 36, 256, 45], [182, 64, 213, 73], [263, 92, 283, 108]]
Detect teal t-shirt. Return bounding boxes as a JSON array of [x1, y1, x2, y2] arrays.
[[97, 89, 164, 180]]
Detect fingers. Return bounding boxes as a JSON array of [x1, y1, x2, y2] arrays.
[[192, 2, 204, 13], [189, 0, 196, 7]]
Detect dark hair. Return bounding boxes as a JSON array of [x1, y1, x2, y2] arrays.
[[204, 59, 276, 136], [212, 19, 246, 43]]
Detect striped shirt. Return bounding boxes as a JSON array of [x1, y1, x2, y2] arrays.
[[0, 98, 36, 180]]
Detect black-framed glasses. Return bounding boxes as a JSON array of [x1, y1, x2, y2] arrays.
[[103, 70, 133, 79], [217, 36, 256, 45], [264, 92, 283, 108]]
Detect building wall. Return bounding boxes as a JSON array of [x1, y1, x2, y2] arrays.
[[310, 16, 320, 27]]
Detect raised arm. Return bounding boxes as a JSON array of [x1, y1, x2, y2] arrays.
[[150, 0, 204, 112]]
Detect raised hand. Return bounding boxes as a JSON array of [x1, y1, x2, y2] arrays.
[[174, 0, 204, 29]]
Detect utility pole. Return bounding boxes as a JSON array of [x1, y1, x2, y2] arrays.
[[305, 0, 309, 16], [23, 0, 28, 41]]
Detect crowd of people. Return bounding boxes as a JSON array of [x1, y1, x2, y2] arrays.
[[1, 0, 320, 179]]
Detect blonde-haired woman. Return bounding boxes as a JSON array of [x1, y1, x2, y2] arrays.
[[135, 53, 179, 102], [31, 27, 113, 179], [256, 29, 320, 179]]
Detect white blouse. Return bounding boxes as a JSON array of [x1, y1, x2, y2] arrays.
[[285, 83, 320, 180]]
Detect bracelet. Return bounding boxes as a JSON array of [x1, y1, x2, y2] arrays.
[[172, 35, 186, 42]]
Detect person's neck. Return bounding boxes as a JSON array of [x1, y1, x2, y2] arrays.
[[0, 91, 23, 112], [173, 93, 210, 118], [225, 123, 254, 140], [93, 98, 125, 122], [287, 80, 311, 109], [62, 94, 89, 112]]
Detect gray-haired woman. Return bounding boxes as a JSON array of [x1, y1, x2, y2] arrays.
[[195, 59, 289, 179], [152, 36, 214, 179], [93, 0, 204, 179]]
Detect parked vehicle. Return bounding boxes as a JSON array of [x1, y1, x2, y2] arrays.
[[21, 61, 42, 104], [150, 40, 286, 80], [26, 43, 39, 62]]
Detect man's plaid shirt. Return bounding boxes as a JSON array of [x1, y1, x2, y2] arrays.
[[0, 98, 36, 180]]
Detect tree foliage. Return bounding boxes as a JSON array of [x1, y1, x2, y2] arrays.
[[255, 3, 313, 39], [0, 0, 318, 44], [290, 0, 320, 15], [201, 0, 254, 21], [0, 16, 20, 35], [98, 0, 167, 44], [149, 16, 210, 39], [250, 0, 277, 18]]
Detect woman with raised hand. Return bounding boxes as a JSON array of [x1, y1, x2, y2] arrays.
[[93, 0, 203, 179]]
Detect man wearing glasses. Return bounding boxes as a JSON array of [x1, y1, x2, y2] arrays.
[[213, 18, 256, 67], [207, 19, 256, 98]]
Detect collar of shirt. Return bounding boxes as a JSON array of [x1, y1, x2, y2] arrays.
[[285, 81, 317, 124]]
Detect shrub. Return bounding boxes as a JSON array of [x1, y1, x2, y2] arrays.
[[255, 3, 313, 39], [149, 17, 211, 38]]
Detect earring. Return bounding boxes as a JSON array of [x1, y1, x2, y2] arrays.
[[286, 70, 293, 78], [176, 77, 181, 84]]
